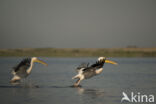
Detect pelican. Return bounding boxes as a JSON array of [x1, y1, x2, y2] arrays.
[[10, 57, 48, 83], [72, 57, 118, 87]]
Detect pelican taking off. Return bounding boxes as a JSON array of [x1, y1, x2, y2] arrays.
[[10, 57, 48, 83], [72, 57, 118, 87]]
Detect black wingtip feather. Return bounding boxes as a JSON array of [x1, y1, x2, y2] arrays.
[[91, 61, 104, 68], [13, 58, 31, 72]]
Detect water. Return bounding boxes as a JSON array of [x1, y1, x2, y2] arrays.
[[0, 57, 156, 104]]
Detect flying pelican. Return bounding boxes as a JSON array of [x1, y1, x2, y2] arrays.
[[10, 57, 48, 83], [72, 57, 118, 87]]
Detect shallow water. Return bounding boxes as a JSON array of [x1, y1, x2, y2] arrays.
[[0, 57, 156, 104]]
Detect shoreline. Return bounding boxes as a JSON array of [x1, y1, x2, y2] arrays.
[[0, 48, 156, 57]]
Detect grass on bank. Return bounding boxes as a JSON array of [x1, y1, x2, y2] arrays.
[[0, 48, 156, 57]]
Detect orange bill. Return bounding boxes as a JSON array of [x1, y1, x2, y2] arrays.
[[34, 59, 48, 66], [105, 60, 118, 65]]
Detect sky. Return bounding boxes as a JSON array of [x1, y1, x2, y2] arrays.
[[0, 0, 156, 49]]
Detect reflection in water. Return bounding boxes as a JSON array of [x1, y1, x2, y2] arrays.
[[0, 84, 40, 88], [75, 87, 106, 104], [76, 87, 105, 98], [0, 81, 39, 88], [0, 85, 22, 88]]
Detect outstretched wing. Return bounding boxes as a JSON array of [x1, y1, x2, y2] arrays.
[[13, 58, 31, 72], [91, 61, 104, 68], [76, 63, 89, 72], [82, 61, 104, 72]]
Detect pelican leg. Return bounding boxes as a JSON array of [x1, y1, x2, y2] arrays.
[[74, 78, 81, 87], [73, 75, 84, 87], [10, 75, 21, 83], [72, 74, 79, 79]]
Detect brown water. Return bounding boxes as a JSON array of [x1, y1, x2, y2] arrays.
[[0, 57, 156, 104]]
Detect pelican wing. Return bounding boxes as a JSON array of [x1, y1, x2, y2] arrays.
[[90, 61, 104, 69], [82, 61, 104, 72], [16, 65, 29, 74], [83, 67, 96, 72], [13, 58, 31, 72], [81, 67, 97, 79], [76, 63, 89, 72]]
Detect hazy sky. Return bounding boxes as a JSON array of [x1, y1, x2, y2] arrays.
[[0, 0, 156, 48]]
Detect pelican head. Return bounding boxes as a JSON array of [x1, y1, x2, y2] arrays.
[[98, 57, 106, 62], [98, 57, 118, 65]]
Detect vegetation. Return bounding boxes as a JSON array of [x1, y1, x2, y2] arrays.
[[0, 48, 156, 57]]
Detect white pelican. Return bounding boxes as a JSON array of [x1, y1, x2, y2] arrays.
[[10, 57, 48, 83], [72, 57, 118, 87]]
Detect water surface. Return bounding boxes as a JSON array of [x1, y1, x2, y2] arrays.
[[0, 57, 156, 104]]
